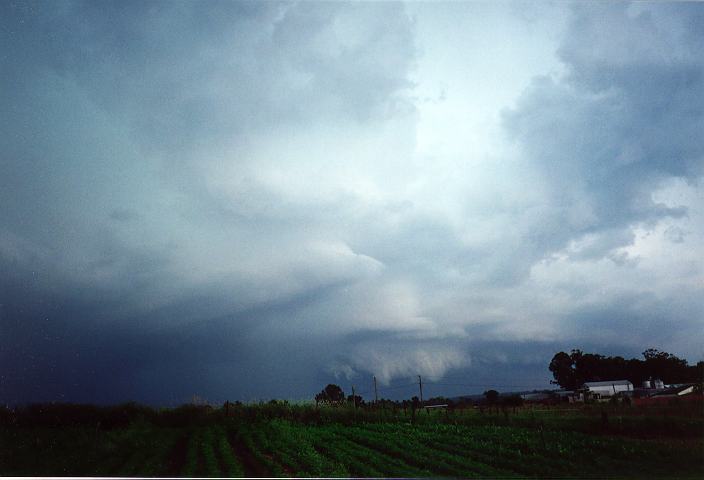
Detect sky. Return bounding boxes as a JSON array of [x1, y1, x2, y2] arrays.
[[1, 1, 703, 406]]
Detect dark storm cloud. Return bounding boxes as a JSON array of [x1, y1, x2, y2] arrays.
[[1, 1, 702, 406], [1, 0, 421, 404], [565, 291, 704, 350]]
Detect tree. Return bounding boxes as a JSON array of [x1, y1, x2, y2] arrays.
[[549, 351, 577, 389], [549, 348, 698, 389], [483, 390, 499, 405], [642, 348, 666, 360], [347, 394, 364, 407], [642, 349, 689, 383], [502, 395, 524, 407], [315, 384, 345, 406]]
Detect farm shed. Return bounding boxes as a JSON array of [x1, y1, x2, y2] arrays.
[[554, 390, 585, 403], [520, 392, 552, 403], [583, 380, 633, 399], [653, 384, 696, 397]]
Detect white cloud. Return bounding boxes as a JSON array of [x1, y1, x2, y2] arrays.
[[340, 341, 471, 385], [2, 1, 702, 403]]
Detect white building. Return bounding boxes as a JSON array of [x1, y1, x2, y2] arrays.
[[654, 385, 696, 397], [583, 380, 633, 399]]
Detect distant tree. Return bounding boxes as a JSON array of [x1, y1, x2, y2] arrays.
[[549, 351, 578, 389], [502, 395, 524, 407], [549, 348, 699, 388], [346, 394, 364, 407], [315, 384, 345, 406], [641, 349, 689, 383], [693, 361, 704, 383], [376, 398, 397, 409], [642, 348, 663, 360], [483, 390, 499, 405]]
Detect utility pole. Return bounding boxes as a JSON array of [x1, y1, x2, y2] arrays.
[[418, 375, 423, 406], [373, 376, 378, 405], [352, 385, 357, 409]]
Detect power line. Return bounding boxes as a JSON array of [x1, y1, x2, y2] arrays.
[[376, 383, 418, 391], [429, 372, 550, 383], [357, 381, 552, 399], [423, 382, 549, 389], [337, 377, 550, 401]]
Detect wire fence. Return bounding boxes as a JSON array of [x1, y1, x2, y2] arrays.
[[351, 378, 552, 399]]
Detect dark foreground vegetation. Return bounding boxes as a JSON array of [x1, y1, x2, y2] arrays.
[[1, 400, 703, 478]]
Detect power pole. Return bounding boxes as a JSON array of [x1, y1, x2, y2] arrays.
[[418, 375, 423, 406], [352, 385, 356, 409], [373, 376, 378, 405]]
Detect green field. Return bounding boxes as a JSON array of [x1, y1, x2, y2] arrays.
[[1, 402, 702, 478]]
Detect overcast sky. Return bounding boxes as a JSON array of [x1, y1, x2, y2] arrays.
[[1, 1, 702, 406]]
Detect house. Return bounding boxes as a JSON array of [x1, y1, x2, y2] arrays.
[[583, 380, 633, 400]]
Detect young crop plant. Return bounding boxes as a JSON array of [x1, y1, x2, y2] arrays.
[[408, 421, 699, 479], [237, 424, 285, 477], [359, 421, 566, 477], [410, 424, 564, 477], [200, 427, 222, 477], [338, 424, 505, 478], [314, 424, 433, 477], [84, 429, 135, 475], [0, 427, 121, 476], [248, 423, 310, 476], [132, 429, 180, 476], [181, 428, 202, 477], [302, 429, 387, 478], [267, 420, 348, 477], [114, 442, 155, 475], [213, 425, 244, 477], [101, 424, 174, 476], [418, 429, 556, 477]]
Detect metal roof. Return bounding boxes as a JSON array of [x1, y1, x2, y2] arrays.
[[584, 380, 632, 387]]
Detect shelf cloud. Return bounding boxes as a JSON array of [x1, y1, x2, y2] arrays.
[[1, 1, 702, 405]]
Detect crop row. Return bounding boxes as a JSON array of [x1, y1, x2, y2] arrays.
[[233, 419, 434, 477], [0, 424, 181, 477], [221, 419, 704, 478], [3, 419, 702, 478], [309, 424, 433, 477], [361, 422, 566, 477], [181, 426, 246, 477], [324, 422, 520, 478], [358, 421, 701, 478]]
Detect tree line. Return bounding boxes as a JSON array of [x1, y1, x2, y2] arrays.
[[549, 348, 704, 390]]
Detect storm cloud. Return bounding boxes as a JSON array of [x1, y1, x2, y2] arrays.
[[1, 1, 702, 405]]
